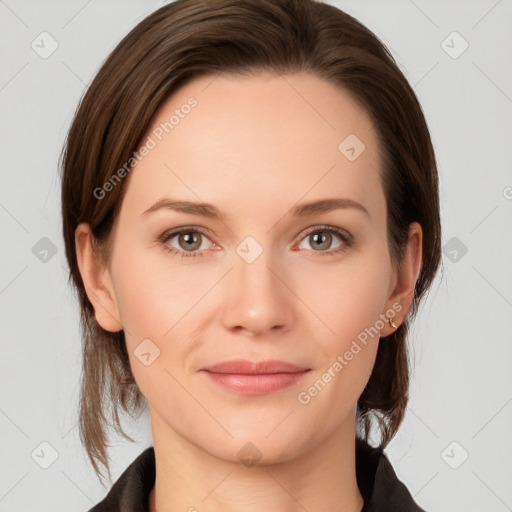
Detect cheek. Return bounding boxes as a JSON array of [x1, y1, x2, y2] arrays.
[[303, 254, 391, 342], [110, 245, 215, 387], [111, 242, 200, 337], [296, 250, 390, 394], [295, 261, 387, 421], [109, 253, 190, 403]]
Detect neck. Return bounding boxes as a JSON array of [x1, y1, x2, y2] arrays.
[[148, 411, 364, 512]]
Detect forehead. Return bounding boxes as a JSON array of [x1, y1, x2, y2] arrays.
[[121, 71, 383, 220], [151, 71, 378, 158]]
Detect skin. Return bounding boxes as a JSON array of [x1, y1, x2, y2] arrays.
[[75, 71, 422, 512]]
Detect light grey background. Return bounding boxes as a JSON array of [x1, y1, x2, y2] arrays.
[[1, 1, 511, 511]]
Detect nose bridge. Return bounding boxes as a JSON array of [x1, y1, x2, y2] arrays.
[[221, 236, 294, 334]]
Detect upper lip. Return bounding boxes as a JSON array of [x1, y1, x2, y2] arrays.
[[201, 359, 309, 374]]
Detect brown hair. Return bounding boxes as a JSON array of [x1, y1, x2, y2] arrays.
[[60, 0, 442, 485]]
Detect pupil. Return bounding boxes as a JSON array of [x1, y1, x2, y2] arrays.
[[312, 231, 330, 250], [181, 232, 199, 249]]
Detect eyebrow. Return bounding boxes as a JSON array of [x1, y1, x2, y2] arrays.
[[141, 197, 370, 220]]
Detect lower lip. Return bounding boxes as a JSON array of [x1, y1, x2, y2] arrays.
[[202, 371, 310, 394]]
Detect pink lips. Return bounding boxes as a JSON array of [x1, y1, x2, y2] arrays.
[[200, 359, 311, 394]]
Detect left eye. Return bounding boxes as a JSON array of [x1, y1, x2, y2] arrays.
[[158, 227, 214, 256], [296, 227, 349, 254]]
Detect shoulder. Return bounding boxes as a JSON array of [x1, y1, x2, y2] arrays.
[[356, 437, 427, 511], [87, 446, 155, 512]]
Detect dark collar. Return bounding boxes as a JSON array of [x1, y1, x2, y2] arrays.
[[355, 438, 426, 511], [88, 438, 426, 511]]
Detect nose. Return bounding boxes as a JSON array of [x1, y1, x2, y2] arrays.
[[220, 244, 295, 337]]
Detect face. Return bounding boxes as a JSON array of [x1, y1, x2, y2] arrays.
[[77, 71, 420, 465]]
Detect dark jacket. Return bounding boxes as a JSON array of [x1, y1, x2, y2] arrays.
[[88, 437, 426, 511]]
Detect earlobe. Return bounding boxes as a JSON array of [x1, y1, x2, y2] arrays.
[[381, 222, 423, 337], [74, 223, 123, 332]]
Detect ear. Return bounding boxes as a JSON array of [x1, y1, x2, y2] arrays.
[[75, 222, 123, 332], [380, 221, 423, 337]]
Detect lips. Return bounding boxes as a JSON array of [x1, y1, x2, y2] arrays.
[[201, 359, 309, 374], [200, 359, 311, 394]]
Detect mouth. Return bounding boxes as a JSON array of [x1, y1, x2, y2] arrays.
[[200, 359, 311, 394]]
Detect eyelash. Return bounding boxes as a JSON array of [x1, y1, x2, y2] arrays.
[[157, 224, 354, 258]]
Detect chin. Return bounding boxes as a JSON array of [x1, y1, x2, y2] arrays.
[[214, 430, 308, 467]]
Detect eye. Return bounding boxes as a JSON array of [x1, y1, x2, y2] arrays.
[[295, 225, 353, 256], [158, 227, 216, 257], [158, 224, 354, 258]]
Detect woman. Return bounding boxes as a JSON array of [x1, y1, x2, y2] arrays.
[[60, 0, 441, 510]]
